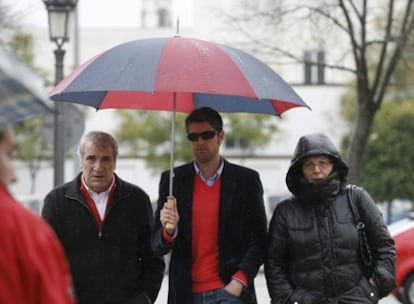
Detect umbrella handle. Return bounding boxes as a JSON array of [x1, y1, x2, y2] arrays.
[[165, 196, 177, 231]]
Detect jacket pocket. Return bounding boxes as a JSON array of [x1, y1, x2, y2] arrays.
[[349, 276, 379, 304]]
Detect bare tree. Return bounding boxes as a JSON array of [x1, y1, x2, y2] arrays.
[[218, 0, 414, 183]]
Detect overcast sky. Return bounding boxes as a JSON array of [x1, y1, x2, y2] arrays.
[[5, 0, 193, 29]]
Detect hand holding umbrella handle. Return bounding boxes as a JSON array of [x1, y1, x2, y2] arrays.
[[165, 196, 177, 232]]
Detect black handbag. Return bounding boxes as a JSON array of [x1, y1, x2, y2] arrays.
[[347, 184, 373, 277]]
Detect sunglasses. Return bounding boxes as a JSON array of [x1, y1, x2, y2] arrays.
[[187, 130, 218, 142]]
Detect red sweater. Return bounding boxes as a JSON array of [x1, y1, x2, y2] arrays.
[[162, 174, 248, 292], [192, 174, 224, 292], [191, 175, 223, 292], [0, 185, 76, 304]]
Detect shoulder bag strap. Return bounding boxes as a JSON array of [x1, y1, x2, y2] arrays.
[[347, 184, 365, 230], [346, 184, 373, 271]]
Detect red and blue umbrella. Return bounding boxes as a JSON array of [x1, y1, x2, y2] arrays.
[[48, 36, 310, 196], [49, 36, 309, 115]]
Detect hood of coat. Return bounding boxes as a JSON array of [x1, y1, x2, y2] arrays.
[[286, 133, 348, 197]]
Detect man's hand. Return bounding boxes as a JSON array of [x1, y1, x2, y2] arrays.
[[224, 279, 244, 297], [160, 198, 179, 235]]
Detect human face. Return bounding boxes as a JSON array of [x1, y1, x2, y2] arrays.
[[302, 155, 333, 182], [0, 127, 18, 186], [187, 122, 223, 165], [80, 139, 116, 193]]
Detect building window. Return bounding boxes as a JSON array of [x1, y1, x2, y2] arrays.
[[304, 50, 325, 85], [141, 9, 147, 28], [158, 8, 170, 27], [225, 137, 248, 150]]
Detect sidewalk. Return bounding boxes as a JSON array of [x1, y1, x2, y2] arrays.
[[154, 273, 400, 303]]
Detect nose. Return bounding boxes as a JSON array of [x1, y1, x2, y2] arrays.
[[93, 160, 105, 171], [190, 135, 205, 143], [312, 165, 322, 172]]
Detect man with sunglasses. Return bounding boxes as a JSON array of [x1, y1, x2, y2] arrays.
[[151, 107, 267, 304]]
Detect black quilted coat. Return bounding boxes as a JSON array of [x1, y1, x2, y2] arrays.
[[265, 133, 396, 304]]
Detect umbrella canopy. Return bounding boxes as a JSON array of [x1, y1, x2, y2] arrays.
[[0, 48, 52, 130], [47, 36, 310, 196], [49, 36, 309, 115]]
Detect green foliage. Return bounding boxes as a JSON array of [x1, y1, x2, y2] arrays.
[[15, 118, 51, 193], [8, 31, 35, 65], [360, 101, 414, 202], [114, 110, 276, 174], [114, 110, 191, 175], [7, 31, 51, 81], [224, 113, 277, 149], [15, 119, 51, 161], [340, 40, 414, 201]]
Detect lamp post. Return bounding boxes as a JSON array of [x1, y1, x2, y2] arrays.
[[43, 0, 78, 186]]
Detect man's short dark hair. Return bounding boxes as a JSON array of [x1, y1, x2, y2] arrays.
[[185, 107, 223, 133]]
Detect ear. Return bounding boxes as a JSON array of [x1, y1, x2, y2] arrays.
[[217, 130, 225, 145]]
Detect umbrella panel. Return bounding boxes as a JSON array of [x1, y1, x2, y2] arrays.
[[47, 36, 311, 197], [49, 37, 310, 116]]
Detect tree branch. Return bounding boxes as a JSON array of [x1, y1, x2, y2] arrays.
[[374, 0, 414, 106]]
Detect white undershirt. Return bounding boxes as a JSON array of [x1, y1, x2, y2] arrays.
[[82, 177, 115, 220]]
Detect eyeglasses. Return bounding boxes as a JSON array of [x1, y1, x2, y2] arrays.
[[303, 160, 332, 171], [187, 130, 218, 142]]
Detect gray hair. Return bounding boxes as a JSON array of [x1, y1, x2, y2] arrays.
[[78, 131, 119, 159]]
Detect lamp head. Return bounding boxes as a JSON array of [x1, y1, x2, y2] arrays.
[[43, 0, 78, 46]]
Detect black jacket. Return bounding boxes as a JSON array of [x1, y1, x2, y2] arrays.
[[42, 173, 165, 304], [151, 159, 267, 304], [265, 133, 396, 304]]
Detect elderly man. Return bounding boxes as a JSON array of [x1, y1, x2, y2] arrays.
[[42, 130, 165, 304]]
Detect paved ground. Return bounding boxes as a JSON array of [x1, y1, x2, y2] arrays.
[[154, 273, 400, 303]]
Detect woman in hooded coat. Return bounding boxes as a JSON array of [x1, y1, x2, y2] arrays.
[[265, 133, 396, 304]]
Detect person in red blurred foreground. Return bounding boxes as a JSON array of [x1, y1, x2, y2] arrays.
[[0, 125, 76, 304]]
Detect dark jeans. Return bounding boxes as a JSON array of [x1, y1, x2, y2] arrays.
[[192, 288, 243, 304]]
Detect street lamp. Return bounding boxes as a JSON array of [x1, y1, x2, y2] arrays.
[[43, 0, 78, 186]]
